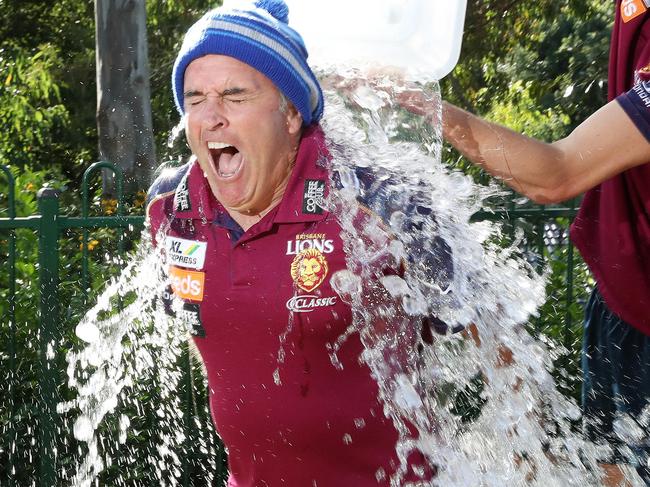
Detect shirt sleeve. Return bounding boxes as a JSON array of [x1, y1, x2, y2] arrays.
[[334, 165, 458, 334], [616, 81, 650, 142], [341, 165, 454, 289]]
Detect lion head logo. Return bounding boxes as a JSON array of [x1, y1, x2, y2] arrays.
[[290, 248, 329, 292]]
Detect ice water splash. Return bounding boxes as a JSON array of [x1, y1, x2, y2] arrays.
[[319, 71, 643, 486], [58, 231, 219, 486], [58, 74, 649, 486]]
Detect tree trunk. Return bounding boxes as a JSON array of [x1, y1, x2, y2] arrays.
[[95, 0, 156, 196]]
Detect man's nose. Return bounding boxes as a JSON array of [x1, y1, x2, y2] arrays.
[[200, 97, 228, 130]]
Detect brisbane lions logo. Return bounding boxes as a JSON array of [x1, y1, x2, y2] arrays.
[[290, 248, 329, 292]]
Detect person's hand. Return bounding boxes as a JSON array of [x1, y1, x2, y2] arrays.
[[321, 70, 440, 123], [393, 86, 437, 119]]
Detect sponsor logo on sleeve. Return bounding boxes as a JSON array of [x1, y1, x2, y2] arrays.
[[166, 236, 207, 270], [174, 176, 192, 212], [631, 78, 650, 109], [168, 266, 205, 301], [621, 0, 648, 23], [302, 179, 325, 215], [178, 302, 206, 337]]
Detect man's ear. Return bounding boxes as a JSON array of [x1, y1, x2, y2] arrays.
[[286, 104, 303, 135]]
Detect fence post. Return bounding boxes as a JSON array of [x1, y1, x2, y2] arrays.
[[37, 188, 60, 487], [1, 165, 17, 486]]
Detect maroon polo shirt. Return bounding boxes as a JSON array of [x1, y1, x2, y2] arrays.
[[147, 126, 433, 486], [570, 1, 650, 335]]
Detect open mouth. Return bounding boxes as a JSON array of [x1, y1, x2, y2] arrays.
[[208, 141, 243, 179]]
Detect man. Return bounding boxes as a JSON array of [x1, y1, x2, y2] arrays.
[[146, 1, 448, 485], [439, 2, 650, 485]]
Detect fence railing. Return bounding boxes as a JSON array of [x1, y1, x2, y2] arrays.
[[1, 162, 229, 486], [0, 162, 584, 486], [1, 162, 146, 486], [472, 202, 584, 348]]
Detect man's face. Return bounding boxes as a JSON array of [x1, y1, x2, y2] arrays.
[[183, 55, 303, 216]]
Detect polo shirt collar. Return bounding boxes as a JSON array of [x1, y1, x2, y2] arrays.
[[171, 157, 217, 222], [274, 124, 331, 224]]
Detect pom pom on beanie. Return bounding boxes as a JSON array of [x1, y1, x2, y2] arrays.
[[254, 0, 289, 23]]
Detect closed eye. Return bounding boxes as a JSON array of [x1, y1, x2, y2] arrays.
[[189, 97, 206, 106], [184, 90, 206, 108], [222, 87, 250, 104]]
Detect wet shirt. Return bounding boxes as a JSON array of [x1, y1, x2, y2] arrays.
[[570, 2, 650, 335], [146, 126, 439, 486]]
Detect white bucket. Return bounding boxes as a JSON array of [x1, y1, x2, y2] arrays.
[[284, 0, 467, 80]]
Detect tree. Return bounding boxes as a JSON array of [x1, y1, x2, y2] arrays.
[[443, 0, 612, 134], [95, 0, 156, 195]]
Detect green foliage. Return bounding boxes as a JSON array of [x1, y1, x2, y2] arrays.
[[0, 43, 70, 170], [0, 0, 97, 183], [485, 80, 571, 140], [445, 0, 611, 121]]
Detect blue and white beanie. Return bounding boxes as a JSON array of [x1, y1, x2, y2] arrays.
[[172, 0, 324, 126]]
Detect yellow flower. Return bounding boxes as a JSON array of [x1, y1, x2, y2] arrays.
[[101, 198, 118, 215], [79, 239, 100, 252], [133, 190, 147, 208], [24, 182, 35, 191]]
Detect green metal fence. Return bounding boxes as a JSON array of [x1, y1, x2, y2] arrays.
[[0, 162, 586, 485], [0, 162, 228, 486], [1, 162, 145, 486]]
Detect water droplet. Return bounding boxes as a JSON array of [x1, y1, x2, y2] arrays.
[[75, 321, 100, 343], [73, 415, 94, 442], [330, 270, 362, 297], [273, 368, 282, 386], [380, 275, 409, 298]]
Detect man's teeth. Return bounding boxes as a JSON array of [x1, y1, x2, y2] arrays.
[[208, 141, 232, 149]]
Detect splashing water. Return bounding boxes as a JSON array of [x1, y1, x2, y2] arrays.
[[318, 70, 646, 486], [167, 117, 186, 149], [59, 232, 220, 486], [59, 72, 650, 486]]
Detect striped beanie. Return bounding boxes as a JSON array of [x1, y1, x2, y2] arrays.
[[172, 0, 324, 126]]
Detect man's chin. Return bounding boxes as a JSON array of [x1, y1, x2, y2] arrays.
[[215, 189, 274, 219], [213, 185, 248, 208], [221, 198, 259, 216]]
